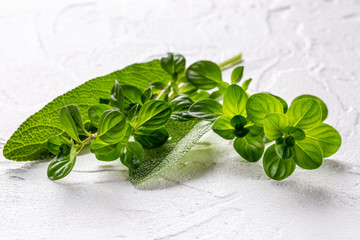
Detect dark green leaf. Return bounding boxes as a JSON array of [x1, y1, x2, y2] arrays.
[[292, 94, 328, 121], [231, 66, 244, 84], [305, 123, 341, 158], [47, 141, 76, 180], [186, 61, 222, 90], [141, 87, 153, 104], [212, 116, 235, 140], [160, 53, 186, 76], [120, 141, 144, 170], [287, 98, 322, 129], [97, 110, 128, 144], [134, 127, 169, 149], [246, 93, 284, 127], [110, 80, 124, 110], [90, 138, 122, 161], [47, 135, 71, 155], [284, 126, 305, 140], [275, 137, 294, 160], [170, 112, 194, 122], [223, 84, 248, 117], [127, 104, 141, 123], [136, 100, 172, 130], [59, 105, 86, 141], [263, 113, 289, 140], [189, 98, 223, 121], [233, 135, 265, 162], [247, 125, 264, 137], [263, 144, 296, 180], [293, 138, 323, 169], [180, 82, 197, 95], [230, 115, 247, 128], [169, 94, 193, 112], [88, 104, 113, 128]]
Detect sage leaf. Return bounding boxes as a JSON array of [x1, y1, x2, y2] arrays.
[[186, 61, 222, 90], [263, 144, 296, 180], [305, 123, 341, 158]]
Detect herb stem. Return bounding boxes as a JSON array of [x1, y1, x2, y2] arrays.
[[83, 134, 96, 145], [218, 53, 243, 71]]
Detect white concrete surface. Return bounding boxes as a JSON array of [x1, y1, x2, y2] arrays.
[[1, 0, 360, 239]]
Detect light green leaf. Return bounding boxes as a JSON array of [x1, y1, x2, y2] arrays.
[[88, 104, 113, 128], [292, 94, 328, 121], [97, 110, 127, 144], [222, 84, 248, 117], [233, 135, 265, 162], [90, 138, 122, 161], [186, 61, 222, 90], [47, 135, 70, 155], [246, 93, 283, 127], [268, 93, 288, 113], [188, 98, 223, 121], [3, 60, 171, 161], [287, 98, 322, 129], [120, 141, 145, 170], [231, 66, 244, 84], [136, 100, 172, 130], [212, 116, 235, 140], [241, 78, 252, 91], [264, 113, 289, 140], [305, 123, 341, 158], [134, 127, 169, 149], [293, 138, 323, 169], [263, 144, 296, 180]]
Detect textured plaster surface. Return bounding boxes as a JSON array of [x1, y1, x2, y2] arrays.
[[1, 0, 360, 239]]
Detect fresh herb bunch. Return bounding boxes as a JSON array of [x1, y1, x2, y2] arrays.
[[6, 52, 341, 181]]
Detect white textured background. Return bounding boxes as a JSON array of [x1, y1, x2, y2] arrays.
[[1, 0, 360, 239]]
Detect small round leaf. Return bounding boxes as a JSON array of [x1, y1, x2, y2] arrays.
[[293, 138, 323, 170], [233, 135, 265, 162], [189, 98, 223, 121], [134, 127, 169, 149], [223, 84, 248, 117], [136, 100, 172, 129], [287, 98, 322, 129], [264, 113, 289, 141], [186, 61, 222, 90], [212, 116, 235, 140], [263, 144, 296, 180]]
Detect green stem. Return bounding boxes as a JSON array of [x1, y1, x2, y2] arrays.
[[218, 53, 243, 71]]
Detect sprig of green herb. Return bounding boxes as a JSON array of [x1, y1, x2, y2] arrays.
[[3, 52, 341, 182]]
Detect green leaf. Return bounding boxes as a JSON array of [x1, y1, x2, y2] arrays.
[[4, 60, 171, 161], [110, 80, 124, 110], [97, 110, 127, 144], [217, 81, 230, 92], [268, 93, 288, 113], [292, 94, 328, 121], [230, 115, 249, 138], [275, 137, 295, 160], [209, 90, 223, 100], [233, 135, 265, 162], [263, 113, 289, 140], [284, 126, 305, 140], [231, 66, 244, 84], [160, 53, 186, 76], [127, 104, 140, 123], [247, 125, 263, 137], [170, 112, 194, 122], [47, 135, 70, 155], [241, 78, 252, 91], [180, 83, 197, 95], [169, 94, 193, 113], [47, 141, 76, 180], [88, 104, 113, 128], [121, 85, 143, 112], [293, 138, 323, 169], [186, 61, 222, 90], [120, 141, 144, 170], [141, 87, 153, 104], [90, 138, 122, 161], [263, 144, 296, 180], [305, 123, 341, 158], [190, 91, 210, 102], [188, 98, 223, 121], [129, 119, 212, 183], [222, 84, 248, 117], [136, 100, 172, 130], [59, 105, 86, 141], [287, 98, 322, 129], [134, 127, 169, 149], [246, 93, 284, 127], [212, 116, 235, 140]]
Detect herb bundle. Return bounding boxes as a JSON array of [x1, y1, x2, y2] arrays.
[[3, 53, 341, 181]]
